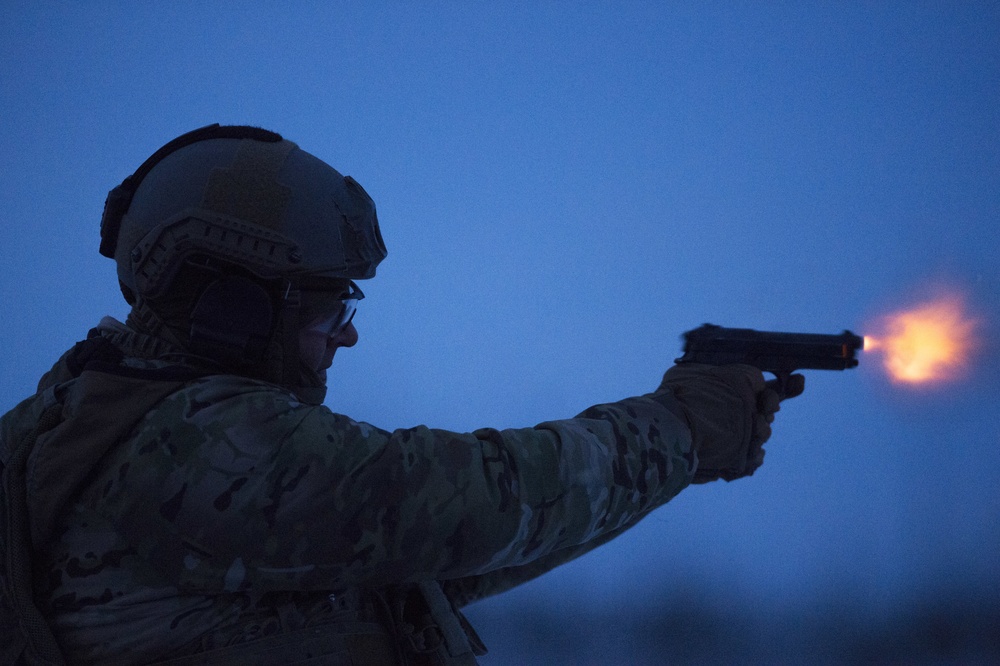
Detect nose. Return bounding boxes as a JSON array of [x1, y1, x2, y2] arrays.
[[330, 321, 358, 349]]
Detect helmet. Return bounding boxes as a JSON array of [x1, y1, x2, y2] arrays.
[[100, 124, 387, 299], [98, 124, 387, 402]]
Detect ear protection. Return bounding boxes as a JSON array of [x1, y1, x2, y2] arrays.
[[188, 274, 276, 366], [99, 123, 283, 259]]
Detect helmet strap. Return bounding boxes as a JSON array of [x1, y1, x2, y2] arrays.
[[277, 285, 328, 405], [279, 285, 301, 389]]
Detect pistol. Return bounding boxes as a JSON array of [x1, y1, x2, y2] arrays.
[[677, 324, 863, 395]]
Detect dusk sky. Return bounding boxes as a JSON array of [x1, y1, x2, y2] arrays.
[[2, 3, 998, 662]]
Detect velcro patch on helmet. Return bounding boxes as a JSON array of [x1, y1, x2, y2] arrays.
[[201, 140, 296, 230]]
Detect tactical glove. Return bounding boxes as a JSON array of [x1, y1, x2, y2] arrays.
[[658, 363, 803, 483]]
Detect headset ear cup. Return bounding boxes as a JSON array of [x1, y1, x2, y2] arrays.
[[189, 276, 275, 364]]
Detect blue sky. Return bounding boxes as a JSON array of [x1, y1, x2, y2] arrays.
[[2, 2, 999, 661]]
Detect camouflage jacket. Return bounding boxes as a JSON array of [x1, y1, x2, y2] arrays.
[[1, 318, 697, 664]]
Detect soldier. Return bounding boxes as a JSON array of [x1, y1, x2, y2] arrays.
[[0, 125, 801, 665]]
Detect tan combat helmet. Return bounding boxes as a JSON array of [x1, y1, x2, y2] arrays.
[[99, 124, 387, 400]]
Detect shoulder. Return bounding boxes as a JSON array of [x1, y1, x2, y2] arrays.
[[147, 374, 316, 439], [138, 374, 383, 463]]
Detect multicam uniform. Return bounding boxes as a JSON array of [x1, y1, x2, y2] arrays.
[[1, 317, 699, 664]]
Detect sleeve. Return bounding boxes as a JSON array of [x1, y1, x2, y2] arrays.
[[104, 379, 697, 597], [442, 513, 649, 607]]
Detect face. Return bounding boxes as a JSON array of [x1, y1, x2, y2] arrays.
[[297, 281, 364, 380], [298, 316, 359, 379]]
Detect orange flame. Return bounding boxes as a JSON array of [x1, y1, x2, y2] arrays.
[[865, 294, 978, 384]]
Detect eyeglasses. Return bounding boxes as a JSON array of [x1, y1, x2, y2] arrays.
[[304, 281, 364, 338]]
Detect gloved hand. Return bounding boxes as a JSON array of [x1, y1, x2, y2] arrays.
[[658, 363, 804, 483]]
